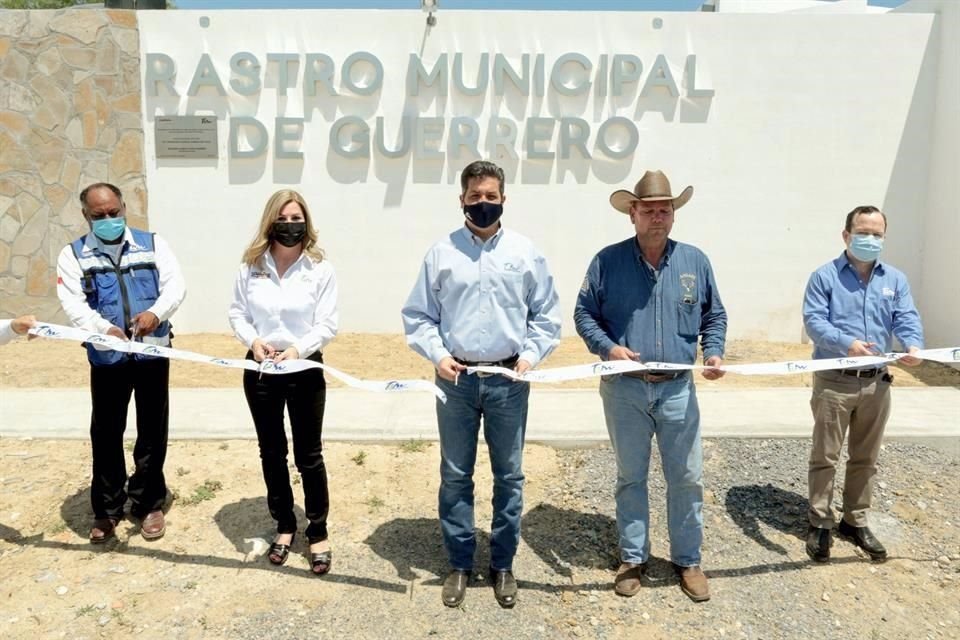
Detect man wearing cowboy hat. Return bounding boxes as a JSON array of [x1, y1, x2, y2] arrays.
[[574, 170, 727, 602]]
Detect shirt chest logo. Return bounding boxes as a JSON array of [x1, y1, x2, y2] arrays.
[[680, 273, 697, 304], [881, 287, 895, 298], [251, 271, 271, 279], [502, 262, 522, 274]]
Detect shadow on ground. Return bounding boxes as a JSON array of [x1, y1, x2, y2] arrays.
[[521, 503, 619, 576], [725, 484, 808, 555], [214, 496, 305, 556], [364, 517, 466, 581]]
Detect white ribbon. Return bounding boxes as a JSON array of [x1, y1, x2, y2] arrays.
[[468, 348, 960, 382], [26, 322, 447, 403], [17, 320, 960, 389]]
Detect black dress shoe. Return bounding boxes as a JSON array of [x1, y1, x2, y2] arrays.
[[489, 568, 517, 608], [806, 525, 832, 562], [838, 520, 887, 560], [442, 570, 470, 607]]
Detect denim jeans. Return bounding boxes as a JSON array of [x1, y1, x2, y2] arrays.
[[435, 373, 530, 572], [599, 373, 703, 567]]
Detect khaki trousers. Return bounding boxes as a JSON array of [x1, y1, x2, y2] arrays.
[[808, 369, 891, 528]]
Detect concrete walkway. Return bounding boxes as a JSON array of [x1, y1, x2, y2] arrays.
[[1, 386, 957, 444]]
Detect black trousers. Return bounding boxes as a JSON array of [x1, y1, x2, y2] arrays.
[[243, 351, 329, 540], [89, 357, 170, 520]]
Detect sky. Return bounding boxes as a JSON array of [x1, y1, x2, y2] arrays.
[[173, 0, 909, 11]]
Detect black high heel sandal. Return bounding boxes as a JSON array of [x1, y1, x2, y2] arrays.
[[268, 533, 296, 566], [308, 537, 332, 575]]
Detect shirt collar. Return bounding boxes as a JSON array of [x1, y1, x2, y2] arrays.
[[86, 226, 136, 254], [632, 237, 676, 268], [460, 223, 504, 247], [263, 248, 309, 276], [838, 250, 885, 275]]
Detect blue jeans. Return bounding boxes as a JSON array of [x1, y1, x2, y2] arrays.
[[435, 373, 530, 572], [599, 373, 703, 567]]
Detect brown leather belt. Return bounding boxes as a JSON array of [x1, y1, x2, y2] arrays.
[[622, 370, 685, 383]]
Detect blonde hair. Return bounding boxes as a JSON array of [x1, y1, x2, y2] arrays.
[[242, 189, 326, 266]]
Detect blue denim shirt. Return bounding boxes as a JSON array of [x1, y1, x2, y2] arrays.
[[574, 237, 727, 364], [802, 252, 924, 359]]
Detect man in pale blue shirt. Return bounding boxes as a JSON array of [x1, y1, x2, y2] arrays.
[[802, 205, 923, 563], [402, 160, 561, 609], [574, 170, 726, 603]]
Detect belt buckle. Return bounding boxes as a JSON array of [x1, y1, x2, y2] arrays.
[[474, 362, 495, 378]]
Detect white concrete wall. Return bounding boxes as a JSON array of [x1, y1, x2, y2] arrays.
[[716, 0, 882, 14], [137, 9, 952, 347], [893, 0, 960, 348]]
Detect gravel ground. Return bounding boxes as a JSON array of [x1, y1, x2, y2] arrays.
[[541, 438, 960, 640], [221, 439, 960, 640], [1, 438, 957, 640]]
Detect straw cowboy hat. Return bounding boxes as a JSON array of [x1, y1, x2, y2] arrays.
[[609, 170, 693, 214]]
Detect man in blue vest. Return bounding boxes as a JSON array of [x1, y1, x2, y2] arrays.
[[56, 183, 186, 544]]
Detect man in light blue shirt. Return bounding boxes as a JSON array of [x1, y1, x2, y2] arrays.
[[802, 205, 923, 564], [574, 170, 726, 603], [402, 160, 561, 609]]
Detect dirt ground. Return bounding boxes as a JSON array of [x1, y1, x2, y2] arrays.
[[2, 334, 958, 389], [0, 439, 957, 640], [0, 335, 957, 639]]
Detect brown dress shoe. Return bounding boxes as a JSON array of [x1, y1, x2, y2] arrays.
[[614, 562, 646, 597], [675, 564, 710, 602], [140, 510, 166, 540], [89, 518, 118, 544]]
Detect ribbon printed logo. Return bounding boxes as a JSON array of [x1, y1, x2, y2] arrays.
[[20, 321, 960, 399]]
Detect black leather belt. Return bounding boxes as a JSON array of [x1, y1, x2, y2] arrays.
[[454, 355, 519, 368], [622, 370, 685, 383], [840, 367, 884, 378]]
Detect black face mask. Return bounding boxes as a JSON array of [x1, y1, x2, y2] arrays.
[[270, 222, 307, 247], [463, 201, 504, 229]]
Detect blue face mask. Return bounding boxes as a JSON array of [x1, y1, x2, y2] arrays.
[[91, 217, 126, 242], [848, 234, 883, 262]]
